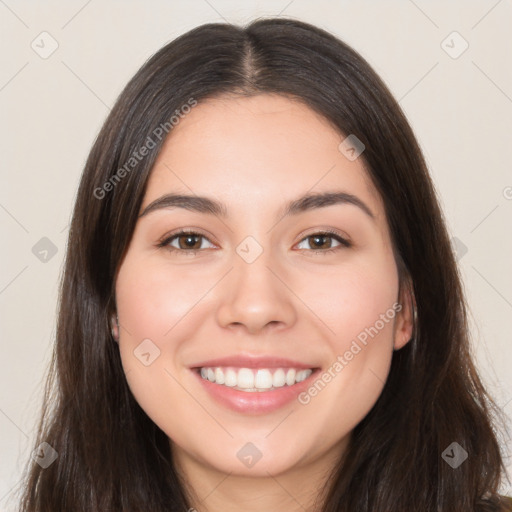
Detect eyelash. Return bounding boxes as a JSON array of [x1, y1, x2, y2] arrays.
[[156, 228, 352, 256]]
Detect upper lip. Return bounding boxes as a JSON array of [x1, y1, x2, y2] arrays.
[[190, 354, 319, 370]]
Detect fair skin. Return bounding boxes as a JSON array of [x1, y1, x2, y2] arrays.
[[114, 93, 414, 512]]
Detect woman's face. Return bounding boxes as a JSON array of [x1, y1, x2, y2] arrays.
[[115, 93, 413, 480]]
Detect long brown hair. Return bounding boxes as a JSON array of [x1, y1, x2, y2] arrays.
[[15, 17, 511, 512]]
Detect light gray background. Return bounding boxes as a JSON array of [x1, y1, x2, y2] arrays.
[[1, 0, 511, 507]]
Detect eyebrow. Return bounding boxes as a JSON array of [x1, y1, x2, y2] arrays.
[[138, 190, 376, 223]]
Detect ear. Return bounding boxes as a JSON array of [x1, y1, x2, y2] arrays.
[[110, 314, 119, 342], [393, 283, 416, 351]]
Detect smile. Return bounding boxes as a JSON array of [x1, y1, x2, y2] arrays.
[[199, 366, 314, 392], [192, 366, 320, 414]]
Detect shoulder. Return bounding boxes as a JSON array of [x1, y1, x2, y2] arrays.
[[500, 495, 512, 511], [478, 495, 512, 512], [495, 495, 512, 511]]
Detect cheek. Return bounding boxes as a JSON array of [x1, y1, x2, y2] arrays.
[[113, 242, 401, 471], [298, 255, 400, 416], [115, 257, 201, 431], [115, 256, 208, 342], [302, 256, 399, 350], [116, 244, 399, 357], [296, 256, 399, 421]]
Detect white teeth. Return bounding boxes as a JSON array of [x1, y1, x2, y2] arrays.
[[214, 367, 225, 385], [296, 369, 310, 383], [237, 368, 255, 389], [272, 368, 285, 387], [286, 368, 296, 386], [255, 369, 273, 389], [224, 368, 237, 387], [198, 366, 313, 391]]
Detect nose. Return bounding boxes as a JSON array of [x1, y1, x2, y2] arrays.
[[215, 250, 297, 335]]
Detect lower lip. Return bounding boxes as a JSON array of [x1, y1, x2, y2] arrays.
[[191, 368, 320, 415]]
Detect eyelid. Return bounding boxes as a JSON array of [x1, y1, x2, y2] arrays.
[[157, 227, 218, 248], [157, 227, 352, 253], [295, 227, 351, 245]]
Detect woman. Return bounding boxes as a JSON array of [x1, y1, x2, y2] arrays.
[[17, 17, 511, 512]]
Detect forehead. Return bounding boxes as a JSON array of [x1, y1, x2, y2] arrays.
[[142, 93, 385, 224]]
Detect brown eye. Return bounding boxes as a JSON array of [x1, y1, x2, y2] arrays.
[[175, 233, 203, 250], [296, 231, 351, 253], [157, 229, 351, 255], [308, 234, 335, 250], [158, 230, 215, 253]]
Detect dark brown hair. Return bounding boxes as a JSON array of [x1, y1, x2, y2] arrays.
[[14, 17, 511, 512]]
